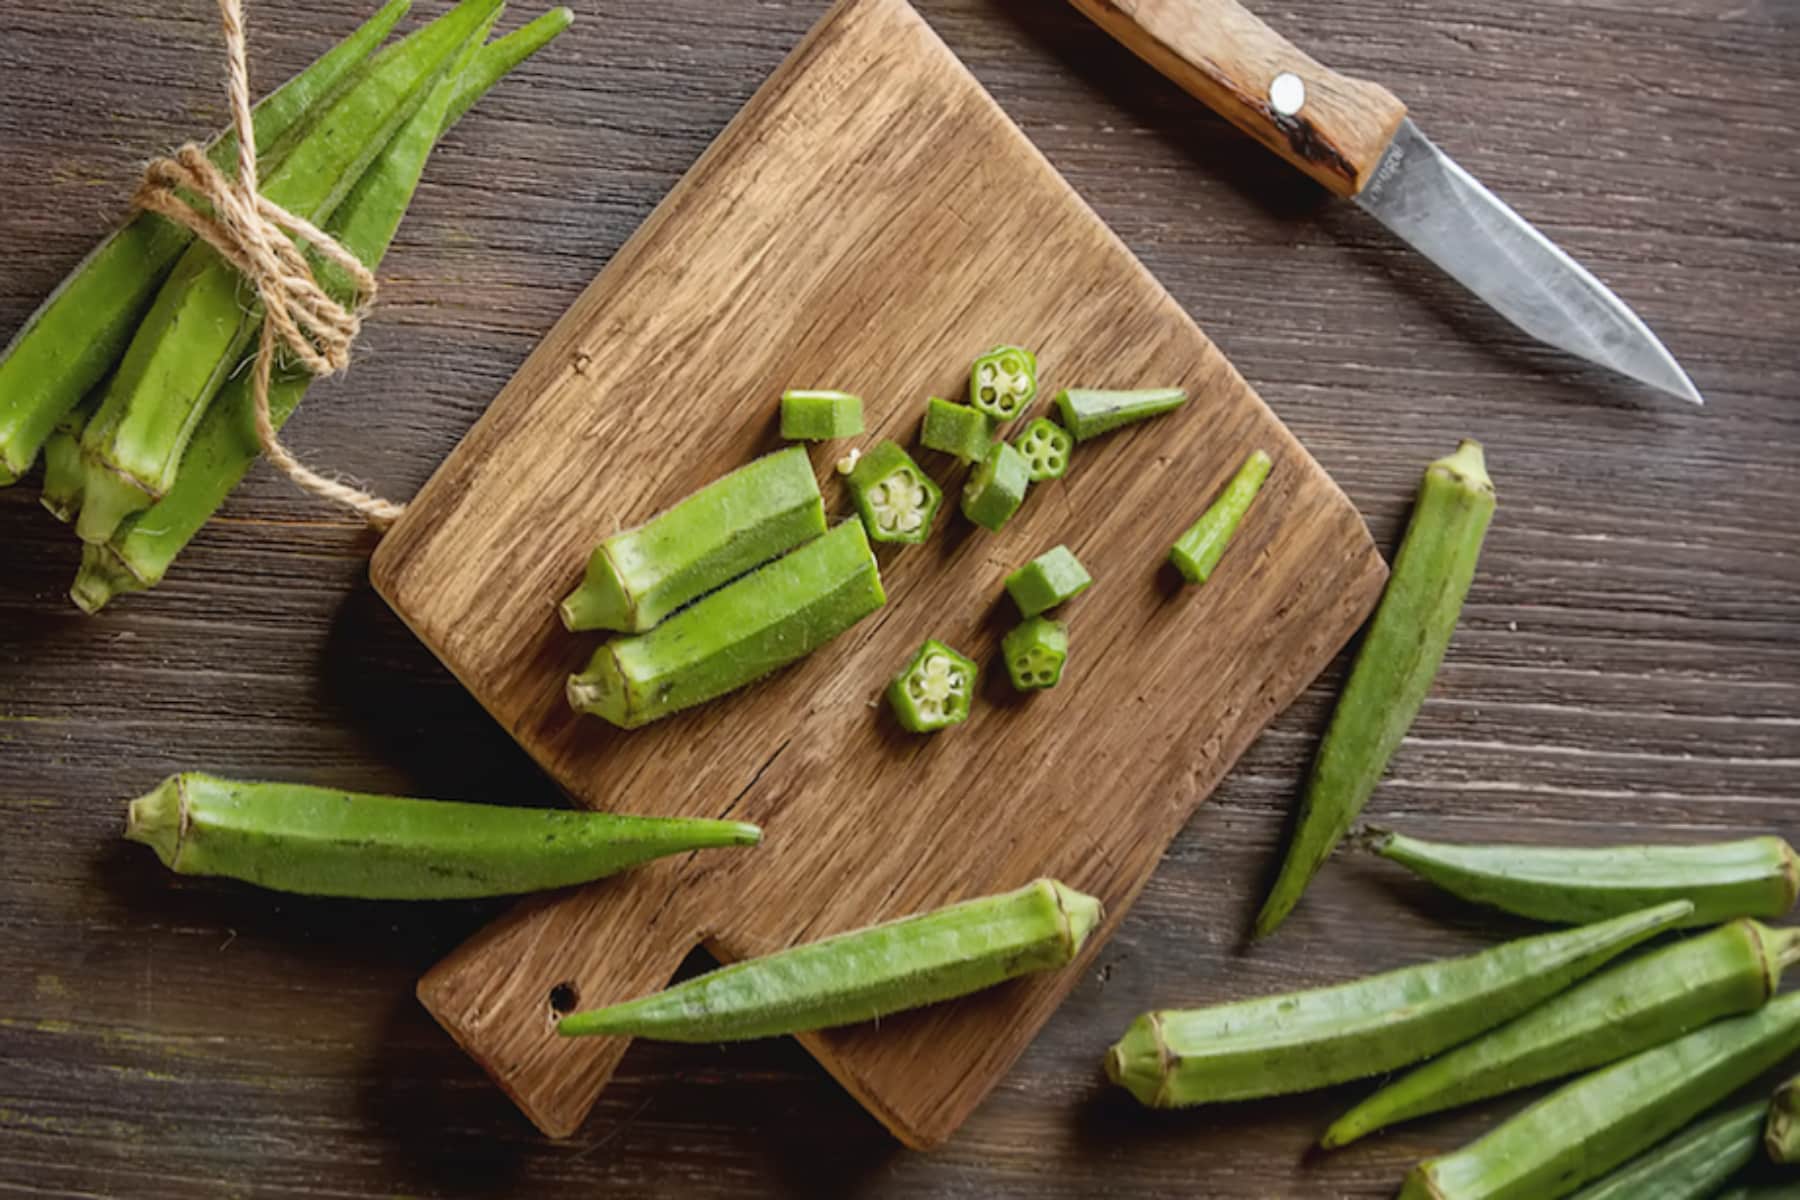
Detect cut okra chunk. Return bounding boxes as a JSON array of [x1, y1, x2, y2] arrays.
[[1015, 417, 1072, 481], [887, 640, 978, 733], [1003, 617, 1068, 691], [1005, 545, 1092, 617], [961, 441, 1030, 532], [1170, 449, 1272, 585], [969, 345, 1038, 423], [920, 397, 991, 463], [846, 440, 942, 545], [780, 389, 864, 441], [1053, 387, 1187, 442]]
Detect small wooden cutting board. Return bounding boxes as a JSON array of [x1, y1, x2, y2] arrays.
[[371, 0, 1386, 1148]]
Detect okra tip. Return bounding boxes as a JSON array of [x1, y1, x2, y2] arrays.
[[124, 774, 187, 870], [1430, 438, 1493, 496], [1105, 1012, 1173, 1107], [1047, 879, 1104, 957]]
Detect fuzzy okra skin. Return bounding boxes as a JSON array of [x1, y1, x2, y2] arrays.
[[1052, 386, 1186, 442], [846, 439, 942, 545], [1170, 448, 1271, 585], [568, 519, 886, 729], [125, 772, 760, 899], [0, 0, 412, 484], [69, 10, 577, 614], [1771, 1073, 1800, 1163], [920, 397, 991, 463], [1005, 545, 1092, 618], [1106, 900, 1689, 1108], [779, 389, 863, 441], [1399, 990, 1800, 1200], [1367, 829, 1799, 927], [74, 0, 502, 545], [561, 446, 826, 632], [1255, 440, 1494, 938], [961, 440, 1030, 531], [1568, 1100, 1768, 1200], [559, 878, 1102, 1041], [1324, 919, 1800, 1147]]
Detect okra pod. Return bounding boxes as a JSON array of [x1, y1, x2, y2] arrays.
[[845, 439, 942, 545], [1014, 417, 1073, 482], [75, 0, 501, 544], [1771, 1073, 1800, 1164], [1005, 545, 1092, 618], [1051, 387, 1186, 442], [568, 519, 886, 729], [559, 878, 1102, 1041], [887, 640, 978, 733], [961, 440, 1030, 532], [1325, 919, 1800, 1146], [1255, 440, 1495, 938], [1367, 828, 1799, 927], [1713, 1187, 1800, 1200], [561, 446, 826, 632], [70, 11, 576, 613], [126, 772, 760, 899], [920, 397, 991, 464], [1399, 990, 1800, 1200], [1569, 1100, 1769, 1200], [40, 394, 98, 523], [779, 389, 863, 441], [1002, 617, 1068, 691], [0, 0, 411, 482], [968, 345, 1037, 423], [1107, 901, 1688, 1108], [1169, 448, 1271, 585]]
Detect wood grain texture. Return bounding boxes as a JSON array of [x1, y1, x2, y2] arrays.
[[372, 0, 1385, 1146], [1068, 0, 1407, 195], [0, 0, 1796, 1195]]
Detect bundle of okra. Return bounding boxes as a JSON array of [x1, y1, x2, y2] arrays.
[[0, 0, 573, 612]]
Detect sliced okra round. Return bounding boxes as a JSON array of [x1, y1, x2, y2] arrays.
[[969, 344, 1038, 423], [920, 396, 992, 463], [1003, 617, 1068, 691], [887, 639, 978, 733], [961, 440, 1030, 532], [1014, 417, 1072, 481], [1005, 544, 1092, 618], [780, 389, 864, 441], [846, 439, 942, 544]]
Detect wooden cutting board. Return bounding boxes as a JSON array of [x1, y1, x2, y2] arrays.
[[370, 0, 1387, 1149]]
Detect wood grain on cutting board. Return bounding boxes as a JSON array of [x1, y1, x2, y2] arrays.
[[371, 0, 1387, 1147]]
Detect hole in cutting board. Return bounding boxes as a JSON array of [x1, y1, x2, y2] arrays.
[[547, 981, 580, 1019]]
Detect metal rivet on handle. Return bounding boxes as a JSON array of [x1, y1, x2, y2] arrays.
[[1269, 72, 1306, 116]]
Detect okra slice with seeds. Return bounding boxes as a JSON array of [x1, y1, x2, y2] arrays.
[[1170, 448, 1271, 584], [568, 519, 885, 730], [887, 640, 978, 732], [969, 344, 1037, 422], [561, 446, 825, 633], [559, 878, 1102, 1041], [961, 440, 1030, 532], [779, 389, 863, 441], [846, 439, 941, 545], [1003, 617, 1067, 691], [1053, 387, 1186, 442], [1015, 417, 1072, 481], [1005, 545, 1092, 618], [920, 396, 991, 463], [1771, 1073, 1800, 1164], [1569, 1100, 1768, 1200]]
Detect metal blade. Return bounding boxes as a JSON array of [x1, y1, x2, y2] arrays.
[[1355, 119, 1702, 405]]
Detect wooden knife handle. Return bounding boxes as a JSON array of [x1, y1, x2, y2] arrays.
[[1070, 0, 1407, 196]]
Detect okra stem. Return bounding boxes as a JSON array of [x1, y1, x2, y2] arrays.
[[1169, 448, 1271, 585], [1255, 440, 1495, 938]]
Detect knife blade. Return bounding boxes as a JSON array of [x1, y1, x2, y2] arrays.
[[1068, 0, 1703, 405]]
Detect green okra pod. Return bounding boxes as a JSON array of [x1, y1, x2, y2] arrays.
[[561, 446, 826, 632], [0, 0, 412, 483], [1399, 990, 1800, 1200], [40, 394, 99, 523], [1770, 1073, 1800, 1164], [1366, 828, 1799, 927], [568, 519, 886, 730], [779, 389, 863, 441], [559, 878, 1102, 1041], [1107, 901, 1689, 1109], [1712, 1187, 1800, 1200], [920, 397, 991, 463], [887, 639, 978, 732], [1325, 919, 1800, 1147], [1169, 448, 1271, 585], [1052, 386, 1186, 442], [125, 772, 760, 899], [845, 439, 942, 545], [1568, 1100, 1769, 1200], [961, 440, 1030, 532], [1005, 545, 1092, 618], [1256, 440, 1495, 938]]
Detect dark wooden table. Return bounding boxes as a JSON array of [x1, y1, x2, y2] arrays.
[[2, 1, 1795, 1195]]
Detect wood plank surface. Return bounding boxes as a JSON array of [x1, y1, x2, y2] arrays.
[[1, 0, 1796, 1195]]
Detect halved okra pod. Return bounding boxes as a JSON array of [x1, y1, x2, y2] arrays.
[[846, 439, 942, 545], [1052, 386, 1186, 442], [1569, 1100, 1769, 1200], [568, 519, 886, 729], [968, 345, 1037, 423], [1170, 448, 1271, 585], [1256, 440, 1495, 938], [1400, 990, 1800, 1200], [1106, 901, 1688, 1108], [558, 878, 1101, 1041], [561, 446, 826, 633], [1005, 545, 1092, 618], [125, 772, 760, 899], [1002, 617, 1068, 691], [1770, 1073, 1800, 1164], [1014, 417, 1072, 481], [1366, 829, 1799, 927], [779, 389, 863, 441], [961, 441, 1030, 532], [1325, 918, 1800, 1147], [920, 397, 991, 463], [887, 640, 978, 733]]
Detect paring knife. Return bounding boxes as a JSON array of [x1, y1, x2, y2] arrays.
[[1069, 0, 1703, 404]]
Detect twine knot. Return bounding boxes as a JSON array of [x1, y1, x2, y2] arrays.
[[132, 0, 404, 529]]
